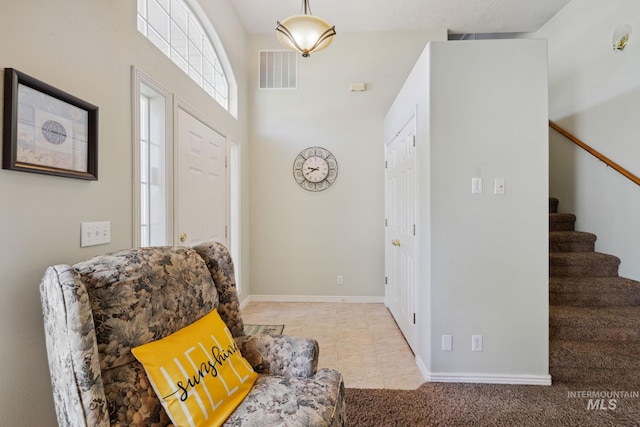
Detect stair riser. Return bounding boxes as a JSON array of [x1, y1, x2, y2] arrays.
[[550, 358, 640, 370], [550, 277, 640, 307], [550, 262, 619, 277], [549, 368, 640, 385], [549, 222, 575, 232], [550, 327, 640, 342], [549, 231, 597, 252], [549, 213, 576, 232], [550, 293, 640, 307], [549, 241, 595, 252]]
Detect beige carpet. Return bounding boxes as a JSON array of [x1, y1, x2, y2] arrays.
[[346, 379, 640, 426]]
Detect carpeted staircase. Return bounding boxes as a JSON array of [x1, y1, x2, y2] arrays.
[[549, 197, 640, 385], [344, 201, 640, 426]]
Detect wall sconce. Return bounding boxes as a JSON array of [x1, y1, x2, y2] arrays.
[[613, 24, 632, 51]]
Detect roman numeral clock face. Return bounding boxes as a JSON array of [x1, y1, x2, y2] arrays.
[[293, 147, 338, 192]]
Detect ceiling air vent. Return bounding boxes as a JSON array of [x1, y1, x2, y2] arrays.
[[259, 50, 297, 89]]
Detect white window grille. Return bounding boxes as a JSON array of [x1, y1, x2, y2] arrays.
[[137, 0, 229, 110], [139, 86, 168, 247]]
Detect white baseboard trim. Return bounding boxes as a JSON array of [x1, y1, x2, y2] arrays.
[[414, 355, 551, 386], [415, 354, 429, 380], [425, 372, 552, 386], [239, 295, 251, 310], [240, 294, 384, 308]]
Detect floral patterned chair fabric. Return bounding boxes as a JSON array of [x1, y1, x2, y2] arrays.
[[40, 242, 345, 427]]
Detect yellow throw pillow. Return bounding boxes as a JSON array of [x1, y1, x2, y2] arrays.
[[132, 309, 257, 427]]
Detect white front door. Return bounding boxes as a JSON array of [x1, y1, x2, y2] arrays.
[[176, 107, 227, 247], [385, 115, 417, 352]]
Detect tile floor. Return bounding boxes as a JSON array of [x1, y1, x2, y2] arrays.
[[241, 301, 424, 389]]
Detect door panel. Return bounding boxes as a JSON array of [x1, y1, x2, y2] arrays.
[[176, 107, 227, 247], [385, 115, 417, 352]]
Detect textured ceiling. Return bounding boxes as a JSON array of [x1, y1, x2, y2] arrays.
[[230, 0, 572, 36]]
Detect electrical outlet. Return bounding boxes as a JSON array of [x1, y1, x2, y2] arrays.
[[442, 335, 452, 351], [337, 275, 344, 285], [494, 178, 506, 195], [472, 335, 483, 352]]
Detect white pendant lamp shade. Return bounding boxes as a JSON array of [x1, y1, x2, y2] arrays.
[[276, 0, 336, 57]]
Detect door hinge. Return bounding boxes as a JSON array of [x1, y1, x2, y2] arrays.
[[385, 160, 388, 169], [413, 313, 416, 324], [413, 224, 416, 235], [385, 218, 388, 227], [225, 226, 228, 239], [413, 135, 416, 147], [225, 156, 228, 168], [384, 276, 388, 285]]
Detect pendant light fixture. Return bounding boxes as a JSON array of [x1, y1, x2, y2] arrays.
[[276, 0, 336, 57]]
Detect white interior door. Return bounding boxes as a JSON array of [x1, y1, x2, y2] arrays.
[[176, 107, 227, 247], [385, 115, 417, 352]]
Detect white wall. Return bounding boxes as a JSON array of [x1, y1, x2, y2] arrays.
[[0, 1, 248, 425], [247, 30, 446, 299], [535, 0, 640, 280], [387, 40, 549, 383]]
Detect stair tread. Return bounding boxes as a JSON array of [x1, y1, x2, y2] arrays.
[[549, 252, 621, 277], [549, 212, 576, 221]]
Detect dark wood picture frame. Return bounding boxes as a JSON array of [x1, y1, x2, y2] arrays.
[[2, 68, 98, 180]]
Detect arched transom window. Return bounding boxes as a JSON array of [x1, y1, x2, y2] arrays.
[[137, 0, 232, 112]]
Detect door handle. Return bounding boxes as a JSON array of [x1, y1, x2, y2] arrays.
[[392, 239, 401, 247], [179, 233, 187, 243]]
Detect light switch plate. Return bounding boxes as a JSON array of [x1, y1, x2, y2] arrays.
[[81, 221, 111, 247], [442, 335, 452, 351], [472, 177, 482, 194], [494, 178, 506, 195], [472, 335, 483, 352]]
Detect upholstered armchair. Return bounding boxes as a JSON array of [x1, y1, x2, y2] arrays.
[[40, 241, 345, 426]]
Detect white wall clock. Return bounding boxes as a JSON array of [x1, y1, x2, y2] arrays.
[[293, 146, 338, 192]]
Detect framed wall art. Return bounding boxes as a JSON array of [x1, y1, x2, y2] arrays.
[[2, 68, 98, 180]]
